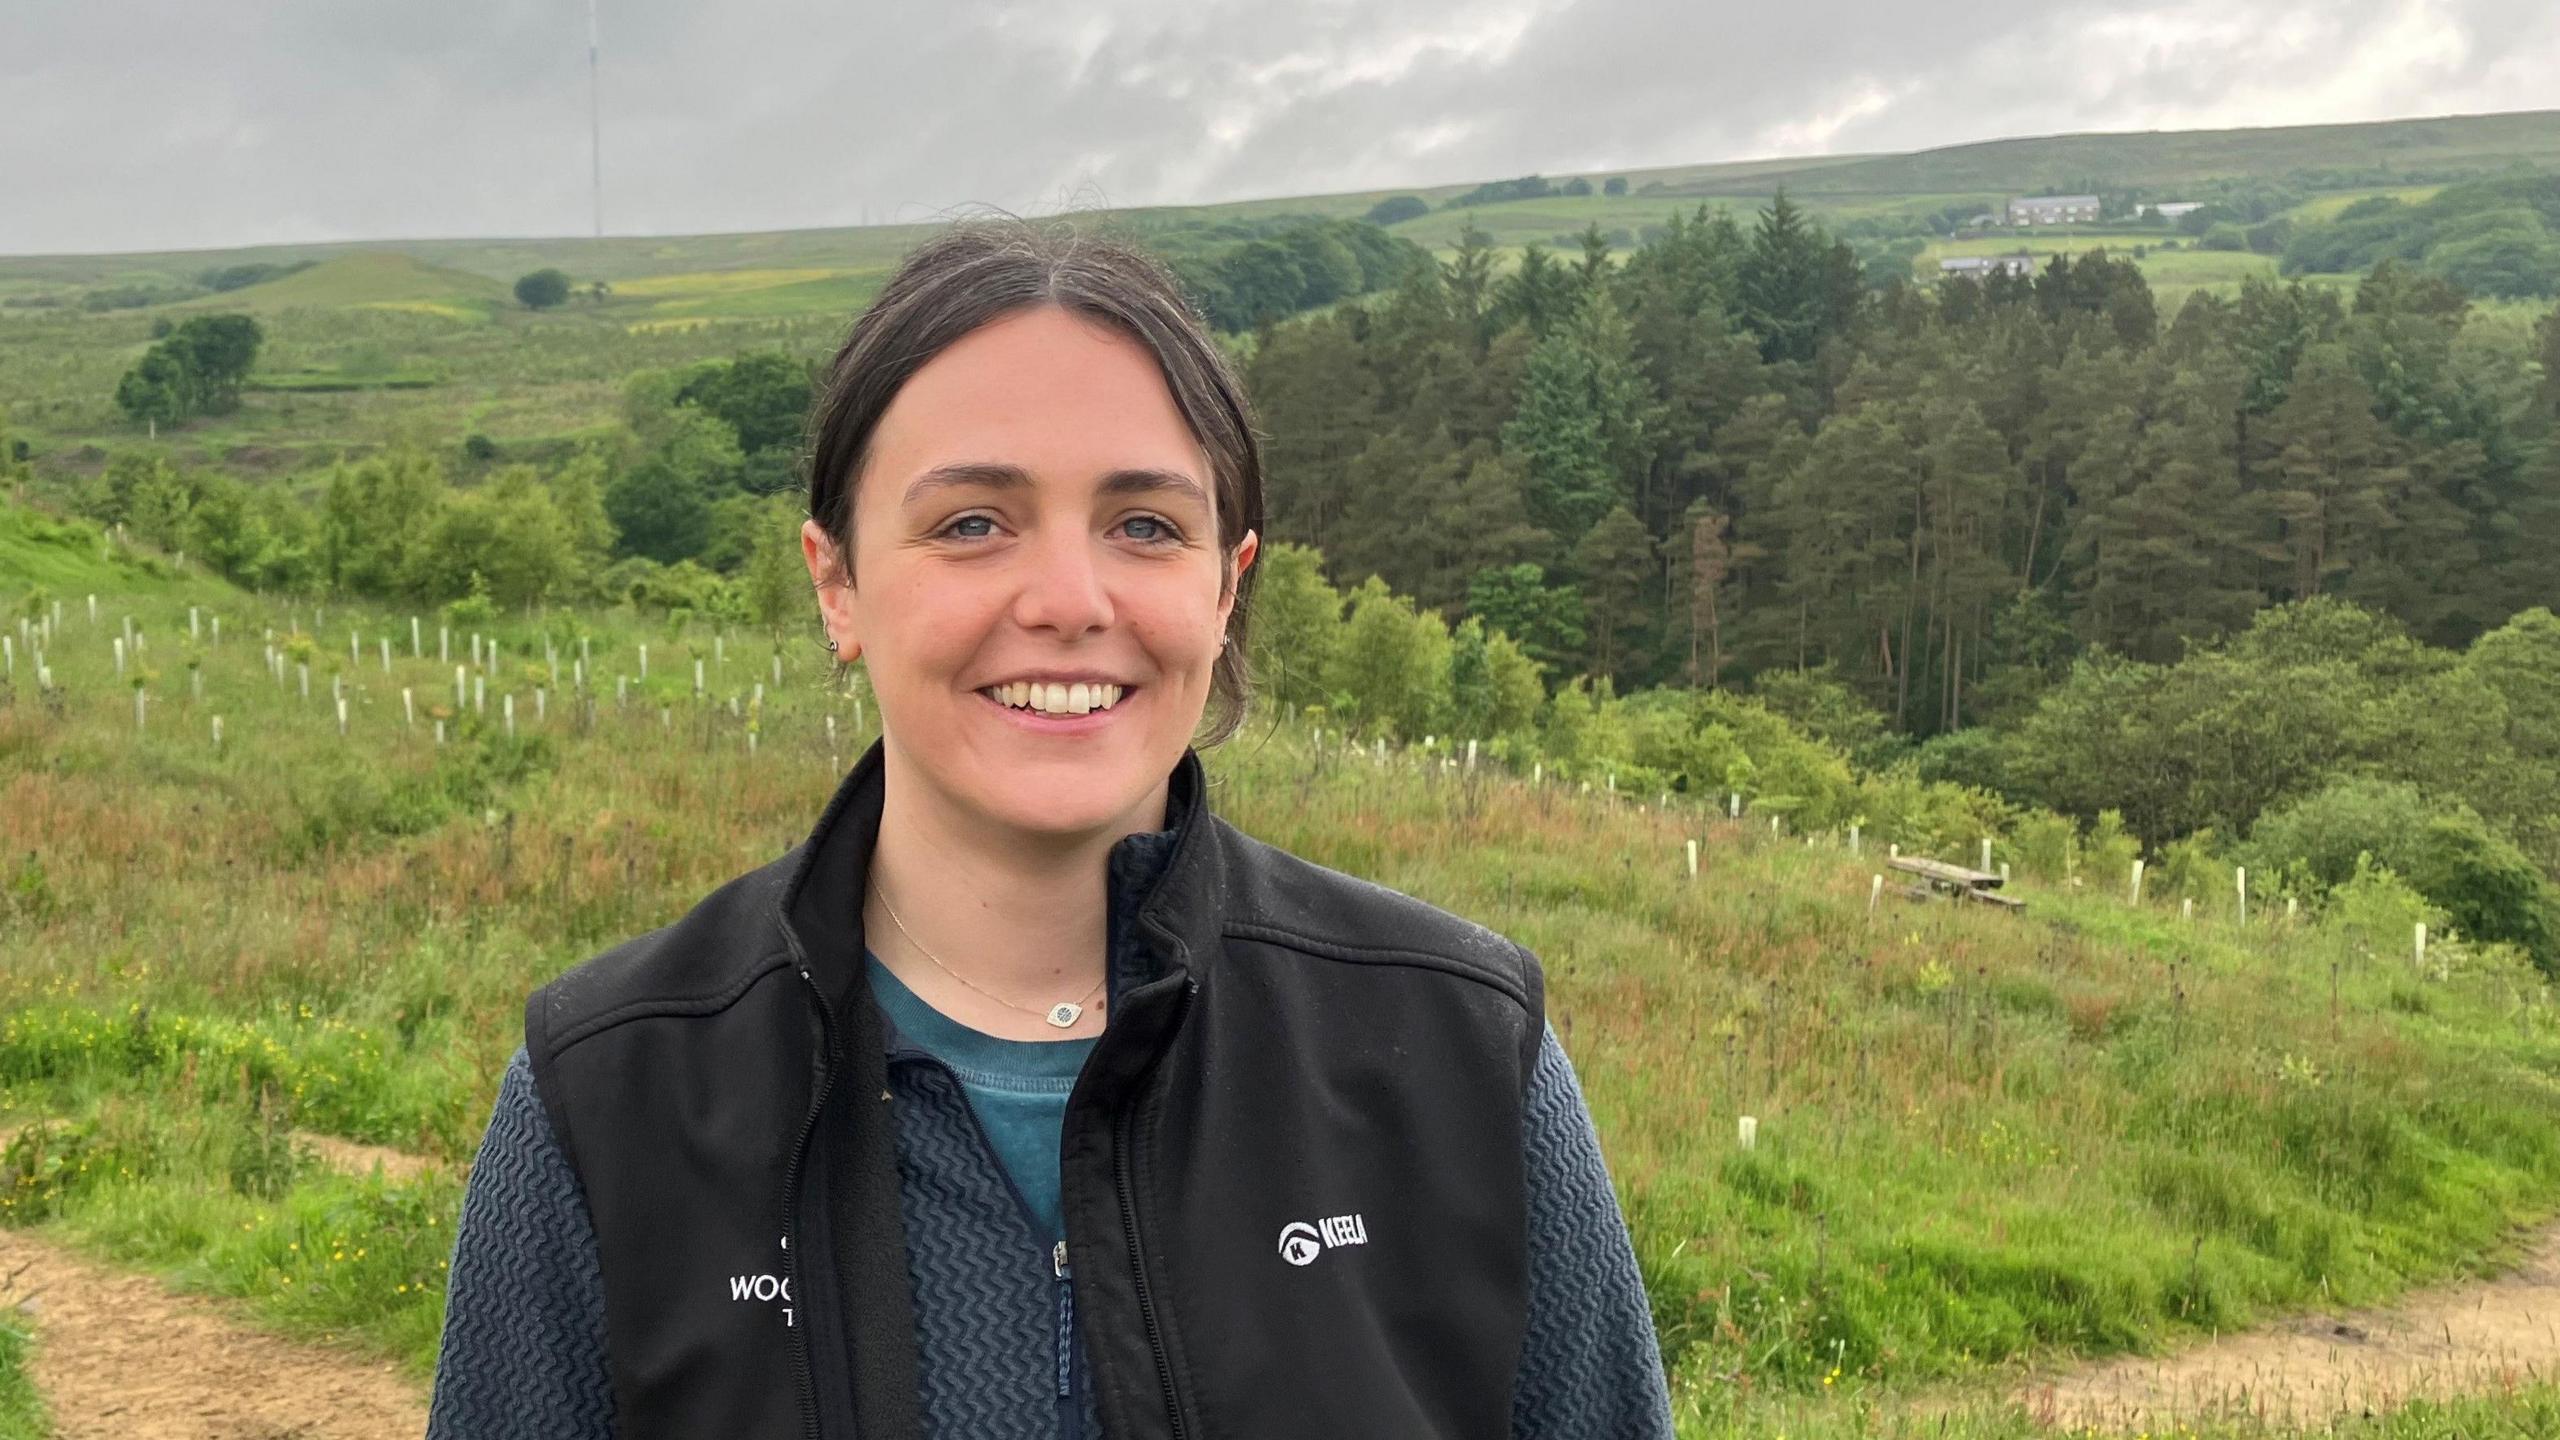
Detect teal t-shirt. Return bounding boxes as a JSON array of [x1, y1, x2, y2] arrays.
[[863, 948, 1099, 1242]]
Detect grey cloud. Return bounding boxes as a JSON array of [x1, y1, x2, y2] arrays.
[[1, 0, 2551, 255]]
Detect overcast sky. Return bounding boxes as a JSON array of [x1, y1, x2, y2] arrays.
[[5, 0, 2555, 257]]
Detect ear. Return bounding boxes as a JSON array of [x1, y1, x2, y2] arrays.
[[1218, 529, 1259, 623], [802, 519, 862, 663]]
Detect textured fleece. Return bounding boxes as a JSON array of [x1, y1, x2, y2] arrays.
[[425, 1022, 1673, 1438]]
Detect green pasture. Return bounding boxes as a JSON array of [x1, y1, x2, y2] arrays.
[[2285, 186, 2449, 222], [1680, 110, 2560, 197]]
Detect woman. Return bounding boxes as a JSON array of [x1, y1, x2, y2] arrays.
[[427, 216, 1672, 1439]]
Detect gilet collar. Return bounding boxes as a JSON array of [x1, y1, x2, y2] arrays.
[[770, 736, 1226, 1033]]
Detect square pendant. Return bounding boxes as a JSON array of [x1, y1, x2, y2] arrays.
[[1045, 1002, 1083, 1028]]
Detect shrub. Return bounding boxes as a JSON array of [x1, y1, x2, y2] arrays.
[[2329, 855, 2448, 959], [2084, 810, 2141, 892], [2246, 779, 2560, 973], [1362, 195, 1428, 227], [2401, 818, 2560, 976], [2243, 779, 2436, 892], [2010, 810, 2079, 881], [1909, 727, 2013, 797]]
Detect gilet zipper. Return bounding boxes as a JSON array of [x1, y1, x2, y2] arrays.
[[1055, 1239, 1079, 1437], [786, 965, 843, 1440], [1116, 979, 1195, 1439]]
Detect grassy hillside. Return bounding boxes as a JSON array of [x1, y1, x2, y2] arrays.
[[4, 518, 2557, 1435], [180, 253, 512, 321], [1666, 110, 2560, 197], [0, 501, 203, 598]]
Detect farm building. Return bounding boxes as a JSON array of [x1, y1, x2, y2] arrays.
[[2007, 194, 2100, 224], [1939, 253, 2039, 278], [2145, 201, 2205, 219]]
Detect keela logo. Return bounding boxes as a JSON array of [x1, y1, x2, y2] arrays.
[[1277, 1213, 1369, 1266], [729, 1233, 797, 1327]]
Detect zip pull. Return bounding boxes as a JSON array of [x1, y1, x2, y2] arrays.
[[1053, 1239, 1076, 1401]]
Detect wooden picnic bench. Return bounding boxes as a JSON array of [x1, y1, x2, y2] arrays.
[[1887, 855, 2027, 913]]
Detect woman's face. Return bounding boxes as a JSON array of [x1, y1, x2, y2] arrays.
[[805, 304, 1257, 843]]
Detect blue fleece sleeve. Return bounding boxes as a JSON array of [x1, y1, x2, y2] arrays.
[[1512, 1020, 1676, 1438], [426, 1046, 618, 1440]]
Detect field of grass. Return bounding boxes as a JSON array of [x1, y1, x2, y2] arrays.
[[2286, 187, 2449, 223], [1905, 232, 2376, 311], [1664, 110, 2560, 197], [3, 508, 2557, 1434], [175, 254, 512, 321]]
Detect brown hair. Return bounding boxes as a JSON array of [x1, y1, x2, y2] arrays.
[[804, 213, 1263, 747]]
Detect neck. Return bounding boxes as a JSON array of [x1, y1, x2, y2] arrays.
[[861, 739, 1172, 1041]]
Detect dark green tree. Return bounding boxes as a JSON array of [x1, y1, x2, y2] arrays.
[[1466, 563, 1586, 678], [1568, 504, 1656, 684], [676, 352, 815, 458], [515, 269, 574, 309]]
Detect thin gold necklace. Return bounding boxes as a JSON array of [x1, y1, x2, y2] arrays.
[[870, 879, 1106, 1029]]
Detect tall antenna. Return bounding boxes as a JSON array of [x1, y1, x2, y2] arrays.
[[586, 0, 604, 238]]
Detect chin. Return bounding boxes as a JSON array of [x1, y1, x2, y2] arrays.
[[976, 778, 1145, 839]]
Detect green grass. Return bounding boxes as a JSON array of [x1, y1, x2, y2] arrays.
[[4, 540, 2558, 1433], [0, 503, 203, 598], [0, 1311, 41, 1440], [2287, 186, 2449, 222]]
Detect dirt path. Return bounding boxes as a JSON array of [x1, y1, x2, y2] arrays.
[[2015, 1218, 2560, 1429], [289, 1131, 452, 1187], [0, 1227, 428, 1439]]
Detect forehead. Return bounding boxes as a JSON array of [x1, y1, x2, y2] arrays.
[[861, 305, 1209, 506]]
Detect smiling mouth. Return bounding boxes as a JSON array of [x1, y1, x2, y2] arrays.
[[977, 681, 1133, 718]]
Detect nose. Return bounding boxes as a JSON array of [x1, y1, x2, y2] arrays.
[[1009, 526, 1115, 639]]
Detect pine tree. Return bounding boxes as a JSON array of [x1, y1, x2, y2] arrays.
[[1664, 501, 1732, 688], [1249, 311, 1377, 555], [1439, 222, 1499, 349], [1916, 398, 2017, 730], [1768, 405, 1913, 706], [1493, 244, 1576, 340], [1739, 189, 1836, 364], [2254, 344, 2407, 601], [1569, 504, 1658, 684], [2079, 374, 2260, 660]]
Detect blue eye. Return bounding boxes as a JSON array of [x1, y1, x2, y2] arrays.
[[1125, 515, 1184, 544], [941, 514, 996, 540]]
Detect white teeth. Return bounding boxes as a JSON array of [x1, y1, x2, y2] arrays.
[[986, 681, 1129, 715]]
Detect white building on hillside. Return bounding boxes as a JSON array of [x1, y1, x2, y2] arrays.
[[1940, 253, 2039, 278], [2007, 194, 2100, 225]]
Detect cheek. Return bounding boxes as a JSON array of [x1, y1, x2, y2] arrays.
[[875, 577, 994, 677]]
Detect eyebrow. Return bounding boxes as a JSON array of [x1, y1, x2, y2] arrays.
[[900, 460, 1210, 510]]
